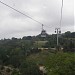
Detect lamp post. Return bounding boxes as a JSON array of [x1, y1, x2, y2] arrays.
[[55, 28, 61, 46]]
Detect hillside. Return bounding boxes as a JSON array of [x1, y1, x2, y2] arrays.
[[0, 31, 75, 75], [27, 51, 75, 75], [0, 50, 75, 75]]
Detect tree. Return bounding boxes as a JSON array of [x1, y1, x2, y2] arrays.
[[19, 61, 41, 75]]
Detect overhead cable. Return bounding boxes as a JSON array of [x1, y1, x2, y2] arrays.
[[0, 0, 42, 24], [0, 0, 55, 29], [60, 0, 63, 28]]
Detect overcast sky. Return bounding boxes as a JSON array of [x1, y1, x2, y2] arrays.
[[0, 0, 74, 39]]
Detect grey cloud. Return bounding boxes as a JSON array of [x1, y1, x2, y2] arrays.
[[0, 0, 74, 39]]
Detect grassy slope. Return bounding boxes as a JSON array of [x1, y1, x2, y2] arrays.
[[34, 41, 48, 48]]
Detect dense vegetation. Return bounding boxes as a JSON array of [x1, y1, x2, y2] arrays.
[[27, 51, 75, 75], [0, 31, 75, 75]]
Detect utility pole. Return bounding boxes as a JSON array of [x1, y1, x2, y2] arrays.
[[55, 0, 63, 46], [55, 28, 61, 46]]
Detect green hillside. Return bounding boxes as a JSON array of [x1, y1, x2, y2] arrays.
[[0, 31, 75, 75], [27, 51, 75, 75], [34, 41, 48, 48]]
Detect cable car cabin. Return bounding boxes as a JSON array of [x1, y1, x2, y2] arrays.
[[41, 29, 46, 38]]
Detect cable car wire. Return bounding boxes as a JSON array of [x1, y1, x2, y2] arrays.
[[0, 0, 42, 25], [60, 0, 63, 29]]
